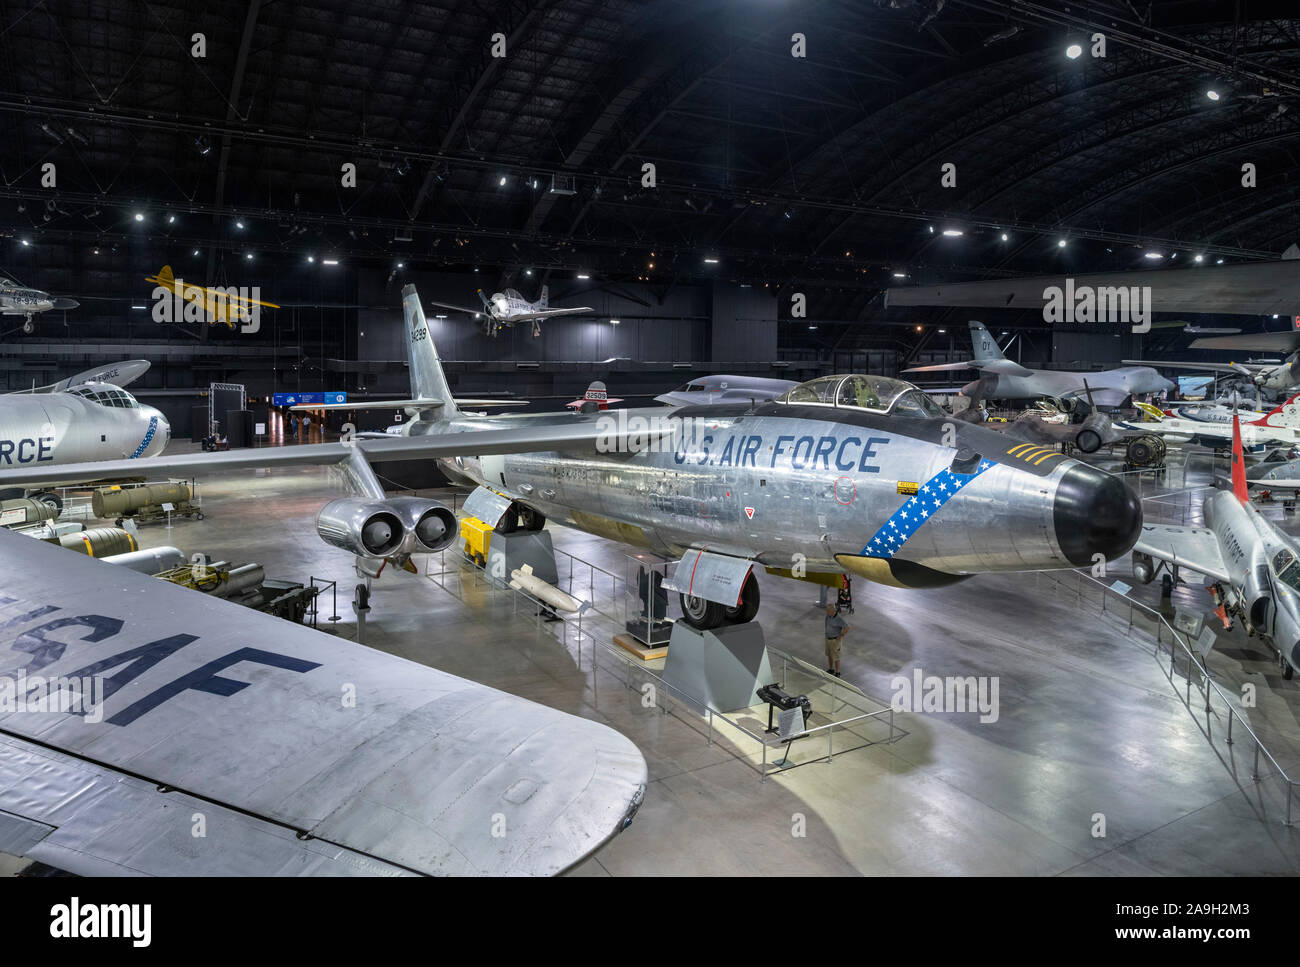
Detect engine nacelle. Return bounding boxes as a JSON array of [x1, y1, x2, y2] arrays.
[[316, 498, 405, 558], [385, 496, 457, 553], [1131, 551, 1156, 585], [1074, 413, 1109, 454]]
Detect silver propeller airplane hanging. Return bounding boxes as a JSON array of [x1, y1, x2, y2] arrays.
[[1, 286, 1144, 631], [425, 284, 592, 336]]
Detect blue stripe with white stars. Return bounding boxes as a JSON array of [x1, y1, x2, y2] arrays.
[[130, 416, 159, 459], [862, 459, 996, 558]]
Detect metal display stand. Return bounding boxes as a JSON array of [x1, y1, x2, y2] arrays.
[[661, 620, 773, 714]]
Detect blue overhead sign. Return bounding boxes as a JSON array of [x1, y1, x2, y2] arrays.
[[272, 392, 347, 406]]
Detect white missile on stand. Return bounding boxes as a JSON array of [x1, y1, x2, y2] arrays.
[[509, 564, 591, 614]]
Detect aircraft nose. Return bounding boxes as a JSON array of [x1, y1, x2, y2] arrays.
[[148, 409, 171, 453], [1052, 463, 1142, 566]]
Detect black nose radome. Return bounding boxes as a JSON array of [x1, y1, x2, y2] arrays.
[[1053, 463, 1142, 567]]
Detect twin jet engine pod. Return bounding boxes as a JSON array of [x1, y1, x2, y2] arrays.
[[315, 496, 456, 559], [383, 496, 457, 554]]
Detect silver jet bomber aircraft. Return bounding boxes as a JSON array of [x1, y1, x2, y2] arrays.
[[426, 284, 592, 336], [905, 320, 1174, 407], [0, 286, 1143, 629], [1131, 414, 1300, 679]]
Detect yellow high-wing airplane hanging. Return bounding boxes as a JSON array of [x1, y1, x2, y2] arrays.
[[145, 265, 280, 329]]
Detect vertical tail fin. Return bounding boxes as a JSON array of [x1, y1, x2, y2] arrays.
[[401, 285, 459, 421], [1248, 391, 1300, 428], [538, 284, 548, 308], [1231, 412, 1249, 504], [156, 265, 175, 285], [969, 321, 1006, 363]]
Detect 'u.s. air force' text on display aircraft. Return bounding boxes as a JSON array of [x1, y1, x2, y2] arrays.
[[0, 286, 1143, 630]]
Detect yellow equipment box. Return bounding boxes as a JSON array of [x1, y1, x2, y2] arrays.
[[460, 516, 492, 566]]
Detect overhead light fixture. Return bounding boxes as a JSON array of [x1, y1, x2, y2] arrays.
[[1170, 253, 1178, 260], [498, 176, 507, 186], [609, 318, 620, 325], [167, 214, 175, 224], [892, 272, 907, 278], [942, 229, 963, 237], [1206, 90, 1220, 101], [245, 253, 253, 260], [914, 325, 922, 332], [938, 328, 946, 333], [1194, 254, 1204, 263], [1217, 258, 1225, 264], [133, 212, 144, 221], [19, 239, 29, 246], [307, 255, 314, 263], [1057, 239, 1067, 248], [235, 220, 244, 229], [703, 257, 718, 264], [1000, 233, 1009, 241], [193, 249, 200, 256], [1066, 44, 1083, 59], [808, 325, 817, 330], [1144, 252, 1163, 259], [131, 304, 146, 310], [396, 262, 404, 269], [323, 259, 338, 265], [927, 225, 935, 233], [525, 268, 533, 276], [577, 273, 589, 279], [435, 314, 447, 320]]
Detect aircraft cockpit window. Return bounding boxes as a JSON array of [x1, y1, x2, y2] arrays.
[[776, 374, 938, 415], [688, 384, 705, 392], [1273, 550, 1300, 591], [777, 376, 841, 405], [891, 389, 947, 419]]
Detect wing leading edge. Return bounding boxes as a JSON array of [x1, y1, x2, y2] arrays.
[[0, 530, 646, 875], [1133, 523, 1231, 583]]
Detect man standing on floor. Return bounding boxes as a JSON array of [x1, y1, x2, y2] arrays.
[[824, 604, 847, 678]]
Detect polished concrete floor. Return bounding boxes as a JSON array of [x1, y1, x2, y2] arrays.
[[11, 440, 1300, 875]]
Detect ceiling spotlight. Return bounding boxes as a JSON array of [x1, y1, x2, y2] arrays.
[[703, 257, 719, 264], [808, 325, 817, 330], [236, 220, 244, 229], [577, 273, 590, 279], [245, 252, 253, 260], [133, 212, 144, 221], [1170, 253, 1178, 259], [93, 248, 99, 255], [1194, 254, 1204, 263], [397, 262, 404, 269], [192, 249, 199, 256], [498, 176, 507, 186], [892, 272, 907, 278], [1000, 233, 1009, 241], [1144, 252, 1163, 259], [20, 239, 29, 246], [914, 325, 922, 332], [323, 259, 338, 265], [1217, 258, 1225, 264], [1206, 90, 1220, 101], [938, 328, 946, 333], [1066, 44, 1083, 59], [609, 318, 620, 325], [1274, 314, 1280, 319], [525, 268, 533, 276], [1057, 239, 1067, 248], [927, 225, 935, 233], [941, 229, 963, 237]]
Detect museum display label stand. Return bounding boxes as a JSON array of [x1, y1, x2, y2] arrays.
[[661, 621, 772, 714]]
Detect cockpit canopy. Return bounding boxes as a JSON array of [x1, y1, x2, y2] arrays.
[[0, 277, 20, 288], [1273, 548, 1300, 591], [774, 374, 946, 418], [69, 382, 140, 409]]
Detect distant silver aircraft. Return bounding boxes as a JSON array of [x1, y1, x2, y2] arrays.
[[0, 274, 79, 333], [905, 320, 1174, 407], [654, 375, 798, 407], [426, 284, 591, 336], [3, 287, 1143, 632], [0, 361, 168, 485], [1132, 414, 1300, 679]]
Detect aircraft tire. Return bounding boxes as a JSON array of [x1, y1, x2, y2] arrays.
[[517, 505, 546, 532], [31, 491, 62, 514], [497, 507, 519, 534], [724, 573, 760, 624], [679, 592, 726, 630]]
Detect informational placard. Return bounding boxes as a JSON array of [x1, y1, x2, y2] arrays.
[[1194, 626, 1218, 659], [1174, 607, 1206, 638], [777, 706, 805, 740], [1110, 580, 1131, 596], [271, 392, 347, 406], [1, 508, 24, 525], [254, 423, 266, 435], [161, 502, 175, 512]]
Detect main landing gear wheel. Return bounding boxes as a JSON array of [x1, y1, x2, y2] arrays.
[[31, 491, 62, 514], [723, 573, 760, 624], [679, 593, 726, 630], [517, 505, 546, 532]]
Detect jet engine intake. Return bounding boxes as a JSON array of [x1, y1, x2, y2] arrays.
[[1074, 412, 1109, 454], [1131, 551, 1156, 585], [1243, 563, 1273, 632], [316, 499, 405, 558], [385, 496, 457, 553]]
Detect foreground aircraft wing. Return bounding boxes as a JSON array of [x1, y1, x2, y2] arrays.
[[0, 421, 670, 487], [1133, 523, 1231, 583], [0, 530, 645, 875], [1190, 331, 1300, 353], [886, 261, 1300, 316]]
